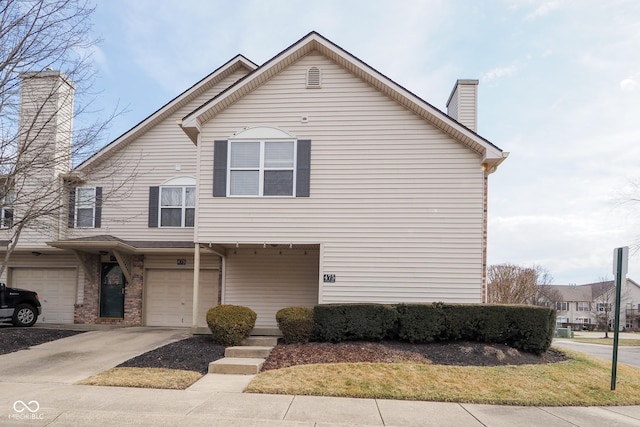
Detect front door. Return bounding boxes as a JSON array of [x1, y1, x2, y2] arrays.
[[100, 263, 125, 318]]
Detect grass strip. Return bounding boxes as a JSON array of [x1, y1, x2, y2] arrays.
[[570, 338, 640, 346], [77, 367, 202, 390], [246, 350, 640, 406]]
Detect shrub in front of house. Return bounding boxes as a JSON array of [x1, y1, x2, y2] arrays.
[[206, 304, 257, 346], [313, 303, 398, 342], [395, 303, 555, 354], [276, 306, 314, 344]]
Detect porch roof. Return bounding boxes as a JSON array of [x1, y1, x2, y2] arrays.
[[46, 235, 196, 254]]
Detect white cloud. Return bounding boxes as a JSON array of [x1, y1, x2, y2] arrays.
[[620, 78, 638, 92], [525, 1, 559, 21], [481, 65, 517, 82]]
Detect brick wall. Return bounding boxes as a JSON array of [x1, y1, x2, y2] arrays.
[[74, 254, 144, 325]]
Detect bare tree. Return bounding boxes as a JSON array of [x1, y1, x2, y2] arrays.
[[590, 277, 628, 338], [0, 0, 124, 279], [487, 263, 554, 305]]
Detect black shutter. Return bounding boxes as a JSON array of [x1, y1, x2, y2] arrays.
[[68, 189, 76, 228], [94, 187, 102, 228], [296, 140, 311, 197], [213, 140, 228, 197], [148, 186, 159, 227]]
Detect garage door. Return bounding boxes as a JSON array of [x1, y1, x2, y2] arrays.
[[145, 269, 218, 327], [12, 268, 77, 324]]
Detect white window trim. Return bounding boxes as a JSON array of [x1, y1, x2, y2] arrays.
[[556, 302, 569, 311], [227, 139, 298, 197], [158, 186, 195, 228], [75, 187, 96, 228], [576, 302, 590, 312]]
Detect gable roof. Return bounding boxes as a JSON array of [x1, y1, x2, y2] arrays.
[[75, 55, 257, 172], [549, 278, 639, 302], [179, 31, 507, 172]]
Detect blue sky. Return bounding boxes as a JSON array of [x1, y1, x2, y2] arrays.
[[87, 0, 640, 285]]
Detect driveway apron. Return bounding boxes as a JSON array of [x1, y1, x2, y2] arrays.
[[0, 327, 190, 384]]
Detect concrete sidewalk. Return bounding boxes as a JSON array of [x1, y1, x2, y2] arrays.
[[2, 381, 640, 426], [2, 328, 640, 426]]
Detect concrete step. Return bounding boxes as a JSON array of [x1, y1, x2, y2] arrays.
[[225, 345, 273, 358], [242, 336, 279, 346], [209, 357, 265, 375]]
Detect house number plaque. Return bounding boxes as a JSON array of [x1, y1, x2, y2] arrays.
[[323, 274, 336, 283]]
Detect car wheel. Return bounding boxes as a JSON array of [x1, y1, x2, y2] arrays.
[[12, 304, 37, 327]]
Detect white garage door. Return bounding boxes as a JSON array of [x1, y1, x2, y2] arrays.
[[145, 269, 218, 327], [12, 268, 77, 324]]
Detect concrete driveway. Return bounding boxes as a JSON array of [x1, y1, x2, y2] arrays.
[[0, 327, 190, 384]]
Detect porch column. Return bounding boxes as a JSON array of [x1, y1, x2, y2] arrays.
[[192, 243, 200, 329]]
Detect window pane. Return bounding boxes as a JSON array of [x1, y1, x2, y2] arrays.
[[185, 187, 196, 207], [265, 142, 294, 168], [264, 171, 293, 196], [77, 208, 94, 227], [230, 171, 259, 195], [161, 187, 182, 206], [77, 188, 95, 207], [161, 208, 182, 226], [185, 208, 195, 227], [231, 142, 260, 168]]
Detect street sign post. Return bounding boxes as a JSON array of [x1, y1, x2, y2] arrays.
[[611, 246, 629, 391]]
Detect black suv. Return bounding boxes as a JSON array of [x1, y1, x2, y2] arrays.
[[0, 283, 42, 327]]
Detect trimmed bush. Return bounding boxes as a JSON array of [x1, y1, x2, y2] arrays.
[[396, 302, 445, 343], [313, 304, 398, 342], [276, 306, 314, 344], [206, 304, 257, 346], [395, 303, 556, 354]]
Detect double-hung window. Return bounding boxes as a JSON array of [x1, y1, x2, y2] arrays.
[[159, 186, 195, 227], [555, 302, 569, 311], [576, 302, 590, 311], [228, 140, 296, 196], [76, 187, 97, 228]]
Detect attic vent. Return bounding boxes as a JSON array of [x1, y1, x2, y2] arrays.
[[306, 67, 321, 88]]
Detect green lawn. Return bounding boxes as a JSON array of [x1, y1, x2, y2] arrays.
[[246, 349, 640, 406]]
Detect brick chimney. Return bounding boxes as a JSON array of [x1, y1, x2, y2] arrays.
[[446, 79, 479, 132]]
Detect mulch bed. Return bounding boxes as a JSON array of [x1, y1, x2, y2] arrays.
[[0, 326, 85, 355], [1, 327, 569, 374], [262, 341, 569, 371], [117, 334, 225, 375]]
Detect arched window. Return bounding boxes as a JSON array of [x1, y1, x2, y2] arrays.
[[148, 176, 196, 228]]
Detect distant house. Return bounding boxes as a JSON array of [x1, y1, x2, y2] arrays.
[[549, 279, 640, 331], [0, 32, 507, 333]]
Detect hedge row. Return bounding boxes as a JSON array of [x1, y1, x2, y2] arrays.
[[308, 303, 555, 354]]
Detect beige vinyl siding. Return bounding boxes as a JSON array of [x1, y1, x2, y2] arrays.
[[65, 70, 249, 241], [198, 53, 485, 304], [224, 248, 319, 327], [455, 84, 478, 132]]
